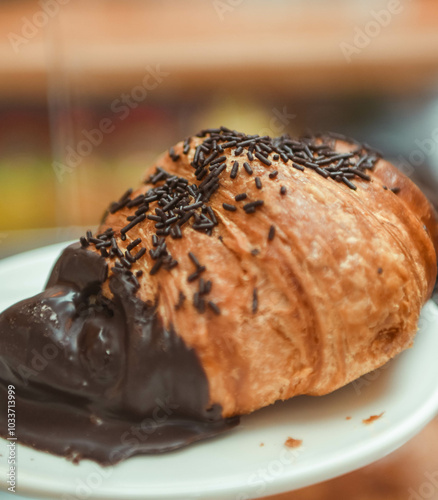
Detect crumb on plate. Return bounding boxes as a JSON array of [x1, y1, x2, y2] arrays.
[[285, 437, 302, 448], [363, 412, 384, 425]]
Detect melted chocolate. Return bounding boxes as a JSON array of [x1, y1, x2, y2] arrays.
[[0, 243, 238, 465]]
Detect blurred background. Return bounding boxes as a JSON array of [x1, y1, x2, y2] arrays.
[[1, 0, 438, 257], [0, 0, 437, 499]]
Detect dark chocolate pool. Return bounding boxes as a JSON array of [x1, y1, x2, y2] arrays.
[[0, 243, 238, 465]]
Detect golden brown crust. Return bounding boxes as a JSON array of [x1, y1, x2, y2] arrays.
[[97, 134, 437, 418], [373, 159, 438, 267]]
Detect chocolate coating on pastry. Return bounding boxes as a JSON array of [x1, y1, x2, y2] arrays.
[[0, 127, 437, 464], [0, 243, 238, 464]]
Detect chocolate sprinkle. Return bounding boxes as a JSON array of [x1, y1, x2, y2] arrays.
[[149, 258, 163, 275], [175, 291, 186, 310], [193, 293, 206, 314], [133, 248, 146, 261], [243, 200, 264, 214], [255, 152, 271, 166], [252, 288, 258, 313], [223, 203, 237, 212], [121, 214, 147, 235], [188, 266, 206, 282], [341, 177, 357, 191], [230, 161, 239, 179], [243, 162, 253, 175], [235, 193, 247, 202], [208, 301, 221, 315], [188, 252, 201, 268], [121, 257, 132, 269], [268, 225, 276, 241], [127, 238, 141, 251], [80, 237, 89, 248]]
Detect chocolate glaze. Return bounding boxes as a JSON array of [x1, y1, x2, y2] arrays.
[[0, 243, 238, 465]]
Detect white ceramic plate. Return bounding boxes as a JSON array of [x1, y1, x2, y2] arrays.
[[1, 242, 438, 500]]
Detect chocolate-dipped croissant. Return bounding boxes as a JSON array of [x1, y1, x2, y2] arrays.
[[0, 128, 437, 464]]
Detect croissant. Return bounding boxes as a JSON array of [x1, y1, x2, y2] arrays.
[[0, 127, 437, 465]]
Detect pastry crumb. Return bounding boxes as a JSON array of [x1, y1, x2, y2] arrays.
[[285, 437, 302, 448], [346, 416, 352, 420], [363, 412, 384, 425], [260, 443, 264, 447]]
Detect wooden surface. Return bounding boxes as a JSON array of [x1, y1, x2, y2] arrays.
[[1, 0, 438, 100]]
